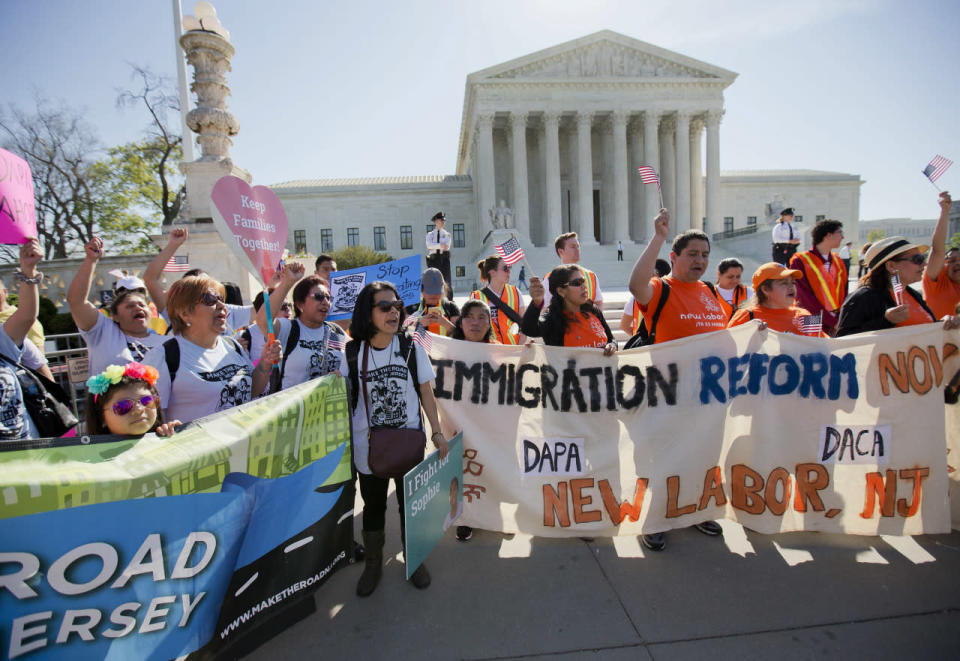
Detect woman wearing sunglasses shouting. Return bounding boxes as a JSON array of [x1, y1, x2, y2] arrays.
[[86, 362, 182, 436], [522, 264, 617, 355], [256, 263, 348, 393], [837, 235, 959, 336], [143, 275, 281, 423]]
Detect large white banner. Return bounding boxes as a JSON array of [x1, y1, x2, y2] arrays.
[[430, 323, 958, 537]]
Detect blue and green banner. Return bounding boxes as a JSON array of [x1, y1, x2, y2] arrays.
[[0, 375, 354, 661], [403, 433, 463, 579]]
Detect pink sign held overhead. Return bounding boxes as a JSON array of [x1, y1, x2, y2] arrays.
[[0, 148, 38, 243], [210, 176, 289, 284]]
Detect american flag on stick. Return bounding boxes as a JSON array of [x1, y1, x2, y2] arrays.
[[495, 236, 526, 266], [891, 273, 904, 306], [922, 154, 953, 183], [637, 166, 661, 190], [411, 323, 433, 352], [164, 255, 190, 273], [799, 312, 823, 337]]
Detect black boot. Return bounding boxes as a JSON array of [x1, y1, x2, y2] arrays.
[[356, 530, 384, 597]]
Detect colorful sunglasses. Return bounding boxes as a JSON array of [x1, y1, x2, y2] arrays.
[[112, 395, 158, 416]]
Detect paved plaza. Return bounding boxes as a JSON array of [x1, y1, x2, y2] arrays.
[[246, 488, 960, 661]]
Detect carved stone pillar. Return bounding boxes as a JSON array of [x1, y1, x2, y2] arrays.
[[476, 113, 496, 231], [575, 112, 596, 245], [674, 111, 691, 234], [611, 111, 630, 244], [689, 118, 704, 231], [628, 120, 644, 240], [705, 111, 722, 237], [660, 114, 677, 221], [642, 111, 661, 242], [542, 112, 562, 242], [509, 112, 530, 241]]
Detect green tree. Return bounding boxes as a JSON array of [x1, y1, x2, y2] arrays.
[[866, 229, 886, 243], [948, 232, 960, 251], [88, 138, 184, 253], [331, 245, 392, 270]]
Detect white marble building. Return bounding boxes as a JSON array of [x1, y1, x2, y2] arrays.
[[272, 31, 863, 290]]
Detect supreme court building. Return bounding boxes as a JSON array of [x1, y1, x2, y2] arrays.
[[273, 31, 862, 290]]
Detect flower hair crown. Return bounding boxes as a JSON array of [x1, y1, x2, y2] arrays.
[[86, 362, 159, 399]]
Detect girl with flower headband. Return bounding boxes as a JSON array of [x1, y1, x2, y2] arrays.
[[85, 362, 182, 436]]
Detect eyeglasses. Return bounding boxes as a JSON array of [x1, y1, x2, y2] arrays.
[[892, 254, 926, 266], [311, 292, 331, 302], [563, 278, 586, 288], [112, 395, 158, 416], [500, 264, 512, 271], [198, 291, 225, 306], [373, 300, 404, 312]]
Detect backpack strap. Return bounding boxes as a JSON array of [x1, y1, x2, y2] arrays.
[[274, 320, 301, 390], [346, 339, 361, 412], [646, 279, 671, 345], [748, 310, 755, 321], [163, 337, 180, 384], [481, 286, 524, 325]]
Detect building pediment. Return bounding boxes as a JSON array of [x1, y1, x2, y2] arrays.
[[469, 30, 737, 84]]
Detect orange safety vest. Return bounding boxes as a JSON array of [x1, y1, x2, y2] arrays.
[[631, 299, 642, 335], [716, 284, 748, 319], [544, 266, 599, 302], [795, 251, 847, 311], [470, 284, 522, 344]]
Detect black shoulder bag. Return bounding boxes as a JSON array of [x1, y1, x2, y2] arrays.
[[0, 353, 78, 437]]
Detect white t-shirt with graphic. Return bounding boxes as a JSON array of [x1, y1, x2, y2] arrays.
[[144, 335, 255, 423], [276, 318, 346, 390], [80, 313, 166, 378], [0, 327, 40, 440], [341, 336, 435, 475]]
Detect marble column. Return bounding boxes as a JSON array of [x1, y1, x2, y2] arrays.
[[476, 113, 496, 231], [705, 111, 722, 237], [689, 118, 704, 231], [575, 111, 595, 244], [674, 112, 691, 234], [660, 114, 677, 220], [509, 112, 530, 241], [628, 120, 644, 240], [642, 110, 661, 242], [611, 111, 630, 245], [542, 111, 562, 242]]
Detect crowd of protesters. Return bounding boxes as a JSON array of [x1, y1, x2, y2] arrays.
[[1, 193, 958, 591]]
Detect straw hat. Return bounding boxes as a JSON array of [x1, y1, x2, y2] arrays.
[[864, 236, 929, 271]]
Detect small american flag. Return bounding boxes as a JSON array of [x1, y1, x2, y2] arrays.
[[164, 255, 190, 272], [411, 323, 433, 352], [799, 312, 822, 337], [327, 334, 345, 351], [891, 273, 904, 305], [923, 155, 953, 183], [495, 237, 526, 266], [637, 165, 661, 190]]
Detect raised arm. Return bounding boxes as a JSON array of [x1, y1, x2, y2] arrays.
[[256, 262, 304, 335], [144, 227, 188, 314], [925, 191, 952, 281], [629, 209, 670, 306], [4, 239, 43, 346], [66, 237, 105, 332]]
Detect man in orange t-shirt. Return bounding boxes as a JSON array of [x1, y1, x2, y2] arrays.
[[728, 263, 826, 336], [628, 209, 726, 551], [789, 219, 847, 336], [921, 192, 960, 319]]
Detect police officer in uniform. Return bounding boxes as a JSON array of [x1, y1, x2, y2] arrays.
[[426, 211, 453, 296]]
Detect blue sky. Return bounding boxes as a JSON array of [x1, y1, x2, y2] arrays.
[[4, 0, 958, 221]]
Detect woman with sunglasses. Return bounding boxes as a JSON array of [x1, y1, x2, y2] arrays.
[[143, 275, 280, 423], [256, 263, 347, 391], [522, 265, 617, 355], [469, 255, 525, 344], [85, 362, 181, 436], [837, 235, 959, 336], [342, 281, 449, 596], [68, 237, 167, 376]]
